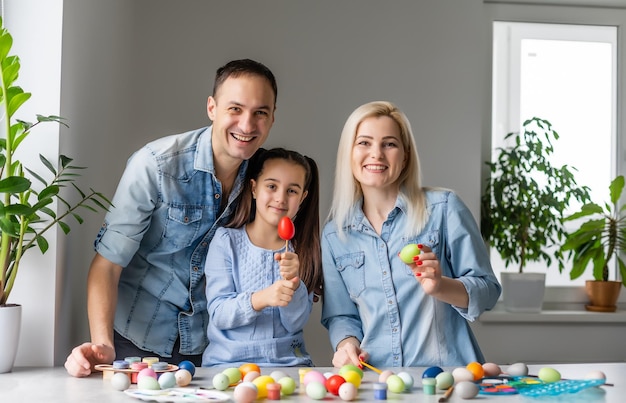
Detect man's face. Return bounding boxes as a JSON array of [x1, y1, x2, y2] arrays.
[[208, 74, 275, 162]]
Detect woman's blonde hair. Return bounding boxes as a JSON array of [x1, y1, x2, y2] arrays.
[[328, 101, 428, 238]]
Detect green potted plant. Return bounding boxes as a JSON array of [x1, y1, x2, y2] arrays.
[[561, 175, 626, 312], [0, 18, 111, 372], [481, 117, 590, 312]]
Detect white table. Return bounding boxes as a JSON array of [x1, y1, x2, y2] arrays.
[[1, 363, 623, 402]]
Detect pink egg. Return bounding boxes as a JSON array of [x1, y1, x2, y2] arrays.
[[137, 367, 158, 381], [233, 382, 258, 403], [338, 381, 358, 401], [482, 362, 502, 377], [378, 369, 394, 382], [243, 370, 260, 382], [303, 370, 327, 386], [175, 369, 193, 386]]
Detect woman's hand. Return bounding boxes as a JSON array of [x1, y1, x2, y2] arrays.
[[332, 337, 369, 368], [411, 244, 442, 295], [407, 244, 469, 308]]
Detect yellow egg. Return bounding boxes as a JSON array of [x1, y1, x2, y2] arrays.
[[252, 375, 276, 398], [342, 370, 362, 388]]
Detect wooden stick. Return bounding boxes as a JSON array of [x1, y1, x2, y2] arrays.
[[438, 386, 454, 402], [359, 360, 382, 374]]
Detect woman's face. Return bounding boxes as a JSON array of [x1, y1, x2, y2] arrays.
[[351, 115, 406, 193]]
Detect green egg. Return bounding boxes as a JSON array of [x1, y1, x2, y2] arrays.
[[137, 376, 160, 390], [223, 367, 243, 384], [435, 371, 454, 390], [339, 364, 363, 379], [213, 373, 231, 390], [399, 244, 420, 264], [278, 376, 297, 395], [538, 367, 561, 383], [386, 374, 406, 393]]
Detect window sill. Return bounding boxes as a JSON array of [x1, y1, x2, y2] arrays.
[[478, 301, 626, 323]]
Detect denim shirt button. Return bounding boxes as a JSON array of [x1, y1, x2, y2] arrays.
[[214, 193, 220, 199], [201, 241, 208, 247], [184, 216, 189, 223], [193, 266, 199, 271]]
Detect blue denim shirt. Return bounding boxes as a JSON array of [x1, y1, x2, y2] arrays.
[[321, 189, 501, 367], [94, 126, 247, 357], [202, 226, 313, 367]]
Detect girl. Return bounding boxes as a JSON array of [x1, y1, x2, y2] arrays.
[[202, 148, 323, 367]]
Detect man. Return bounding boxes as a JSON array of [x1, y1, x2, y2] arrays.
[[65, 59, 277, 377]]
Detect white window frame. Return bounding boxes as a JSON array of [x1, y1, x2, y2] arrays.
[[491, 20, 624, 304]]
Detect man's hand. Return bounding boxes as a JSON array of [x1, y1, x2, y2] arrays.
[[64, 342, 115, 377]]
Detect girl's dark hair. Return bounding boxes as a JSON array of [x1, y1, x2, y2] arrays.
[[227, 148, 323, 294]]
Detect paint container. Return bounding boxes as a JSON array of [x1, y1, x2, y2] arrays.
[[373, 382, 388, 400], [142, 357, 159, 367], [130, 362, 149, 384], [422, 378, 437, 395], [267, 382, 282, 400], [298, 368, 311, 393], [124, 356, 141, 364]]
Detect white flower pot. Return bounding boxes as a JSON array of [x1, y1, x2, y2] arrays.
[[501, 272, 546, 313], [0, 304, 22, 373]]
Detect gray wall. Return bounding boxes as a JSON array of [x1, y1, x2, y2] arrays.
[[49, 0, 626, 367]]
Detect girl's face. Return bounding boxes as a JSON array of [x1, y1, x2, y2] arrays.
[[351, 115, 406, 192], [251, 158, 308, 228]]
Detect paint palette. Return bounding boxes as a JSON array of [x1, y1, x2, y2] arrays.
[[124, 388, 231, 402], [478, 376, 607, 396], [95, 363, 179, 383]]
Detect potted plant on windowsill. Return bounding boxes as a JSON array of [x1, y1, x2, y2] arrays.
[[481, 117, 590, 312], [0, 18, 111, 373], [561, 175, 626, 312]]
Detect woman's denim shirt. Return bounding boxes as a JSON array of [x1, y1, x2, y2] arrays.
[[94, 126, 247, 357], [321, 189, 501, 367]]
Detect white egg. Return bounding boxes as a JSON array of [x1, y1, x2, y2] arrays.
[[270, 370, 288, 381], [110, 372, 131, 391], [158, 371, 177, 389], [506, 362, 529, 377], [396, 371, 414, 391], [452, 367, 475, 383], [455, 381, 479, 399], [585, 370, 607, 380]]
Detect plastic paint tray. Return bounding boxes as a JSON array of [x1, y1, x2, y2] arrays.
[[478, 376, 606, 397], [518, 378, 607, 397]]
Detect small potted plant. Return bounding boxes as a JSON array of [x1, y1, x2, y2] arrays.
[[0, 18, 111, 372], [561, 175, 626, 312], [481, 117, 590, 312]]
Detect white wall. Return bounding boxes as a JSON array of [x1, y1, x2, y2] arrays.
[[4, 0, 63, 367], [6, 0, 626, 367]]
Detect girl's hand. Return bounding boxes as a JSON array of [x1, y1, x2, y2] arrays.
[[275, 251, 300, 281], [411, 244, 442, 295], [251, 277, 300, 310]]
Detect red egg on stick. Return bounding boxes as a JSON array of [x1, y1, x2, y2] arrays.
[[278, 216, 295, 251]]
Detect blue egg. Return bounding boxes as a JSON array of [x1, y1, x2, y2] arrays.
[[178, 360, 196, 376], [422, 366, 444, 379]]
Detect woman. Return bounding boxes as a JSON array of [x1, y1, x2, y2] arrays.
[[321, 101, 501, 368]]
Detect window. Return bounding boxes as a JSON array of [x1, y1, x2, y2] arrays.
[[491, 21, 617, 287]]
